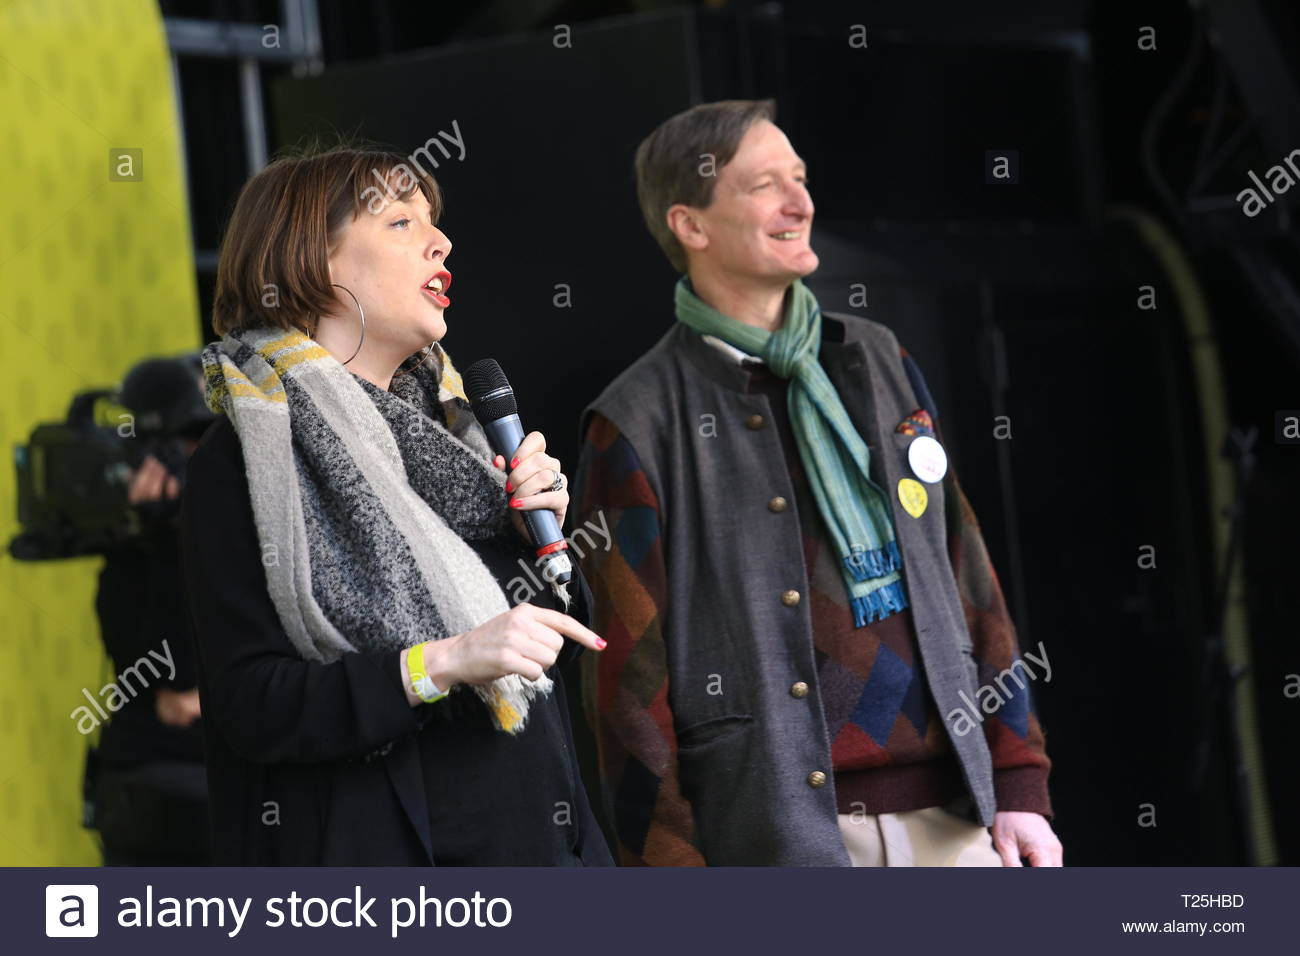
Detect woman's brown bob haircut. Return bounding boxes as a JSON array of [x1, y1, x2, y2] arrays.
[[634, 98, 776, 273], [211, 142, 443, 336]]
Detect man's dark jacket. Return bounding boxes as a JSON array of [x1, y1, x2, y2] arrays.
[[579, 312, 999, 866]]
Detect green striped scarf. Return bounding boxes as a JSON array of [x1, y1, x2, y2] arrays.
[[675, 277, 908, 626]]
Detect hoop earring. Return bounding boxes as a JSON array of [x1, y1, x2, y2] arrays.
[[392, 343, 435, 379], [331, 283, 366, 365]]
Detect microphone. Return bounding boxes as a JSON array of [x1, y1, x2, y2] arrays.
[[464, 359, 573, 587]]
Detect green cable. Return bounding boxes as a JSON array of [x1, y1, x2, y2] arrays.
[[1108, 204, 1277, 865]]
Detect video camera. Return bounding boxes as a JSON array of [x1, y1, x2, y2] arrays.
[[9, 353, 214, 561]]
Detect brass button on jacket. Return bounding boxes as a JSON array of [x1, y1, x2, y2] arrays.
[[790, 681, 809, 699], [781, 589, 801, 607], [807, 770, 828, 789], [745, 413, 766, 430], [767, 496, 788, 513]]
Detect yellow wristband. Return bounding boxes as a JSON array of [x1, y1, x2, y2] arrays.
[[406, 643, 448, 704]]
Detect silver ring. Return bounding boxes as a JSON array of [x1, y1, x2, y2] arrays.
[[548, 470, 564, 493]]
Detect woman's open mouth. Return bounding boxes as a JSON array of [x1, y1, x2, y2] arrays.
[[421, 270, 452, 308]]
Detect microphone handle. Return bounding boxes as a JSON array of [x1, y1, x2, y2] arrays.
[[480, 414, 567, 551]]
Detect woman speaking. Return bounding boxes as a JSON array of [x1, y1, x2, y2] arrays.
[[179, 145, 612, 866]]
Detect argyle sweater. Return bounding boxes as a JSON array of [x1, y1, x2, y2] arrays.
[[575, 343, 1052, 867]]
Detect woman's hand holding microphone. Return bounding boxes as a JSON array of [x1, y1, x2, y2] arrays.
[[495, 429, 567, 536], [400, 430, 604, 706]]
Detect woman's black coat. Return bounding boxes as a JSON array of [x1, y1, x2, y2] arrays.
[[179, 415, 612, 866]]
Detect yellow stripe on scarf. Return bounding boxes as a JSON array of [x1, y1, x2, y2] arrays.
[[206, 358, 289, 410], [255, 332, 332, 378], [490, 698, 524, 734], [203, 362, 227, 413], [439, 350, 468, 403], [227, 381, 287, 403]]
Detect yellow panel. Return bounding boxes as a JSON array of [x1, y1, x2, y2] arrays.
[[0, 0, 199, 865]]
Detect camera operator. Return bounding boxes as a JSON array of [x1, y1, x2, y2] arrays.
[[90, 355, 212, 865]]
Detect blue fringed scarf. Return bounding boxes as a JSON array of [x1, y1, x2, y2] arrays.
[[674, 278, 908, 626]]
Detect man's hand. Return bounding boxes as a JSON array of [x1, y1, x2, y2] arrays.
[[155, 688, 202, 727], [991, 811, 1063, 867], [127, 454, 180, 505]]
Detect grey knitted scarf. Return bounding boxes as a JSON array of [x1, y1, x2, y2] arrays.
[[200, 325, 553, 734]]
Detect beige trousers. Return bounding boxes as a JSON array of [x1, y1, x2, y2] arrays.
[[837, 806, 1003, 867]]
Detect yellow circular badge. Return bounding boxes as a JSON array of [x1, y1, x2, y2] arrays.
[[897, 478, 928, 518]]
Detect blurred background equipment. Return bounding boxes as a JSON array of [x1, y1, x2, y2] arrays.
[[9, 390, 136, 562], [9, 354, 212, 562]]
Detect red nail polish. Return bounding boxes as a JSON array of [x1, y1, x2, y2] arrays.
[[511, 457, 520, 468], [505, 481, 513, 493], [510, 498, 522, 508], [595, 638, 608, 649]]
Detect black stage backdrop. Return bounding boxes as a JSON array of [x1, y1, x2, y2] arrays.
[[263, 2, 1298, 865]]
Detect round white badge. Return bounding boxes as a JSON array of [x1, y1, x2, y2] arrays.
[[907, 435, 948, 484]]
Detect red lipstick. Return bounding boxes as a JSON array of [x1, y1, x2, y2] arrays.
[[421, 269, 452, 308]]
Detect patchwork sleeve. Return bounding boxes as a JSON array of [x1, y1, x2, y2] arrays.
[[901, 350, 1054, 818], [572, 412, 705, 866]]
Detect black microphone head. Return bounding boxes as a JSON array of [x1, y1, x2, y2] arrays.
[[464, 358, 518, 421]]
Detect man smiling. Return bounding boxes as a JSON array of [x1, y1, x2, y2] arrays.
[[573, 100, 1062, 867]]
